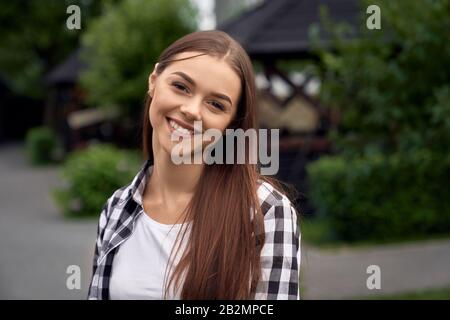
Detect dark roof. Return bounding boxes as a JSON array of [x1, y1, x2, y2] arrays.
[[218, 0, 360, 60], [45, 49, 87, 86]]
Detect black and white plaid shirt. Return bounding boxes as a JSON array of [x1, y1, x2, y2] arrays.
[[87, 160, 301, 300]]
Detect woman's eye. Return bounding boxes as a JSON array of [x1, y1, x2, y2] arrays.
[[210, 101, 225, 111], [172, 82, 189, 93]]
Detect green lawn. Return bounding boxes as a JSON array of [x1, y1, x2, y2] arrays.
[[301, 217, 450, 250], [354, 287, 450, 300]]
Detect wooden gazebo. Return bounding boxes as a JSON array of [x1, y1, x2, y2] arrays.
[[219, 0, 359, 150], [45, 49, 123, 152], [218, 0, 360, 212]]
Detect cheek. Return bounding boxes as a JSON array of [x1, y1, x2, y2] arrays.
[[148, 96, 165, 128], [148, 102, 155, 128], [202, 117, 232, 136], [218, 115, 236, 132]]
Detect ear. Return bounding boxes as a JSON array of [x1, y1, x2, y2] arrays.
[[148, 63, 159, 97]]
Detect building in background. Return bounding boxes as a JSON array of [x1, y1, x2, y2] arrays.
[[39, 0, 359, 214], [214, 0, 264, 26], [44, 49, 122, 152], [218, 0, 359, 214]]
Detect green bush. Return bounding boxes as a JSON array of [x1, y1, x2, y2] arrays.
[[54, 144, 142, 218], [310, 0, 450, 156], [25, 126, 58, 165], [306, 150, 450, 242]]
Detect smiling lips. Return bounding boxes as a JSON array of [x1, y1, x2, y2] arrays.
[[166, 117, 201, 137]]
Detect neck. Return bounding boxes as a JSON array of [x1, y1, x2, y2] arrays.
[[148, 139, 204, 206]]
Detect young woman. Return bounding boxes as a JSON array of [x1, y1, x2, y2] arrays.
[[87, 30, 301, 300]]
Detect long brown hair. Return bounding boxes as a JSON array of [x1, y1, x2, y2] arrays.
[[141, 30, 293, 299]]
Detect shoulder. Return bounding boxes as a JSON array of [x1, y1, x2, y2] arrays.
[[256, 180, 300, 234], [101, 160, 153, 215], [108, 184, 133, 209], [257, 181, 298, 218], [99, 183, 134, 223], [101, 160, 152, 217], [102, 184, 130, 209], [255, 181, 301, 299]]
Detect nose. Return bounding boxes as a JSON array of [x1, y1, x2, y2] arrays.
[[180, 98, 202, 122]]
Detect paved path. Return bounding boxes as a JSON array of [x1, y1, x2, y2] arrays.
[[0, 144, 96, 299], [301, 239, 450, 299], [1, 143, 450, 299]]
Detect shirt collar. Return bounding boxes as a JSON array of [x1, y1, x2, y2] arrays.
[[127, 159, 153, 207]]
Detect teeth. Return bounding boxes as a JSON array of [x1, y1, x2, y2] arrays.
[[169, 119, 193, 135]]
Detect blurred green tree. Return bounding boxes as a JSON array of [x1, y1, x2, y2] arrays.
[[80, 0, 197, 117], [305, 0, 450, 243], [0, 0, 118, 98], [311, 0, 450, 157]]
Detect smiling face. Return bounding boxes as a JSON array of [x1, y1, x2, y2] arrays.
[[148, 51, 242, 160]]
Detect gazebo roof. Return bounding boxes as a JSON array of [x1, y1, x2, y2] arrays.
[[47, 0, 361, 85], [218, 0, 360, 60], [45, 49, 87, 86]]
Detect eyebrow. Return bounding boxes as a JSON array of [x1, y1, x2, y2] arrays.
[[170, 71, 233, 106]]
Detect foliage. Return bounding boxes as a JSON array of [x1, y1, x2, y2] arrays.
[[310, 0, 450, 156], [307, 150, 450, 242], [80, 0, 197, 116], [358, 286, 450, 300], [0, 0, 116, 98], [53, 144, 141, 217], [25, 126, 58, 165], [304, 0, 450, 243]]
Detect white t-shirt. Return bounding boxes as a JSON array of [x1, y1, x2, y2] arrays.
[[109, 211, 191, 300]]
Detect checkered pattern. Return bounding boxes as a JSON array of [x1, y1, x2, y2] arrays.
[[87, 160, 301, 300]]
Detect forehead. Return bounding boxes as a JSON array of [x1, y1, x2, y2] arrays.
[[161, 52, 242, 105]]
